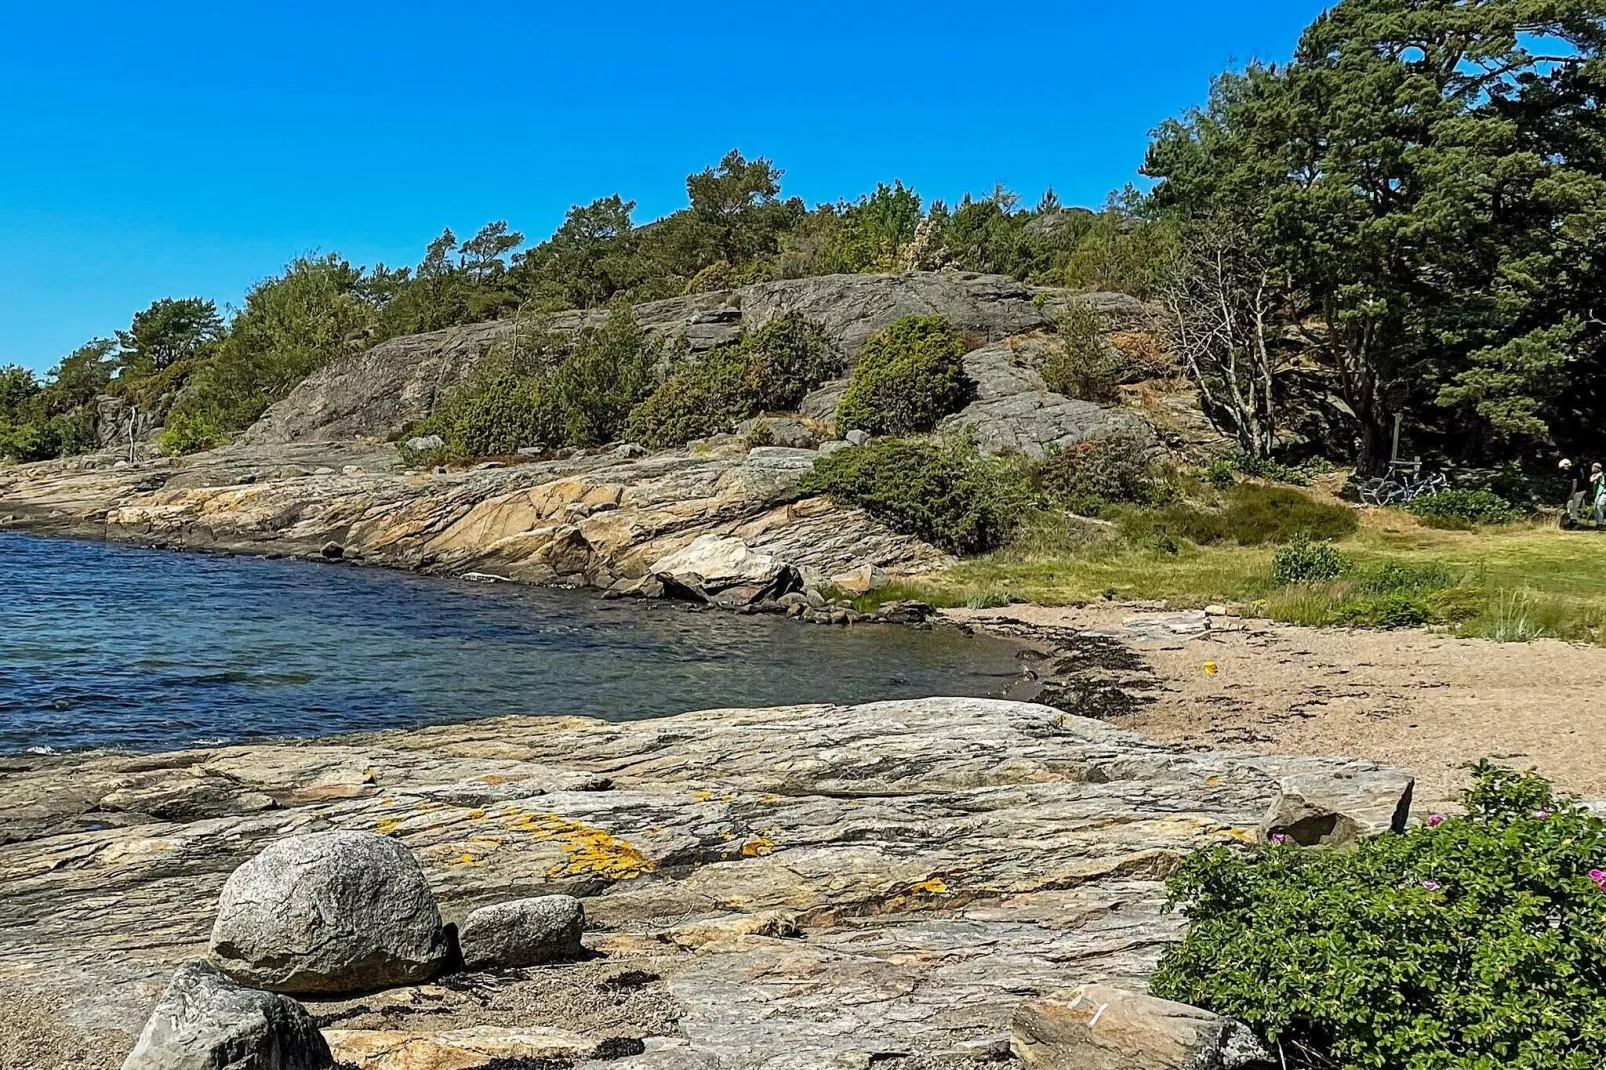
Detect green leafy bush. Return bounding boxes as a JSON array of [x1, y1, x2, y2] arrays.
[[627, 347, 751, 448], [800, 438, 1033, 554], [1039, 431, 1169, 515], [157, 411, 225, 456], [1041, 303, 1122, 402], [628, 312, 838, 449], [1271, 533, 1348, 584], [1233, 451, 1310, 486], [835, 316, 972, 435], [1152, 763, 1606, 1070], [1204, 457, 1237, 487], [1408, 488, 1515, 526], [423, 308, 658, 457]]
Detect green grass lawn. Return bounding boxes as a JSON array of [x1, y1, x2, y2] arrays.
[[864, 511, 1606, 645]]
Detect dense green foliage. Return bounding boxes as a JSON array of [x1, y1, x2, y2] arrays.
[[1271, 533, 1348, 584], [627, 312, 839, 449], [1040, 303, 1123, 402], [1038, 430, 1170, 515], [1408, 488, 1517, 527], [420, 308, 660, 457], [1146, 0, 1606, 468], [1153, 763, 1606, 1070], [800, 438, 1034, 555], [835, 316, 972, 436]]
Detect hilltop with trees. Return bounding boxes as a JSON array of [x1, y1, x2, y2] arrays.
[[4, 0, 1604, 485]]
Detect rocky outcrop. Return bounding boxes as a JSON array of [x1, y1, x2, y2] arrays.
[[244, 272, 1076, 446], [1012, 986, 1271, 1070], [0, 438, 949, 593], [940, 336, 1152, 458], [210, 831, 451, 995], [0, 697, 1407, 1067], [457, 895, 586, 970], [121, 961, 331, 1070]]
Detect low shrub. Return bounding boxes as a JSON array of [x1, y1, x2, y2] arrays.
[[157, 411, 225, 456], [627, 348, 750, 448], [1408, 488, 1515, 526], [423, 308, 659, 457], [1233, 451, 1310, 486], [1152, 763, 1606, 1070], [1107, 501, 1229, 547], [800, 437, 1033, 555], [1203, 457, 1237, 487], [1041, 303, 1123, 402], [1038, 430, 1169, 516], [1219, 484, 1358, 545], [628, 312, 839, 449], [835, 316, 972, 436], [1271, 533, 1348, 584]]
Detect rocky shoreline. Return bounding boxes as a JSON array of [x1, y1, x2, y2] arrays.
[[0, 697, 1412, 1069]]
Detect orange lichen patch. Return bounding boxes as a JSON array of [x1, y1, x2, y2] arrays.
[[691, 790, 715, 803], [740, 837, 774, 858], [500, 809, 656, 880], [465, 809, 486, 820], [910, 877, 949, 895], [467, 836, 504, 848], [446, 852, 482, 867], [479, 775, 516, 785], [375, 817, 403, 837], [1205, 775, 1221, 786], [1217, 826, 1257, 844]]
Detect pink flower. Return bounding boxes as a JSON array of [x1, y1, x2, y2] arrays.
[[1533, 810, 1553, 819], [1421, 881, 1441, 891], [1268, 833, 1292, 846], [1426, 815, 1445, 828], [1589, 869, 1606, 888]]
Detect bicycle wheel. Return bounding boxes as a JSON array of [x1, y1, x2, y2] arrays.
[[1359, 479, 1396, 506]]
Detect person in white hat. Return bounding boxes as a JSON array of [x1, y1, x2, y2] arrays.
[[1561, 458, 1583, 525]]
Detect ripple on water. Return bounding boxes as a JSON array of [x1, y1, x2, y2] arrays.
[[0, 531, 1025, 753]]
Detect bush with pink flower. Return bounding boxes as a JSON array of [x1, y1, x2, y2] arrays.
[[1151, 761, 1606, 1069]]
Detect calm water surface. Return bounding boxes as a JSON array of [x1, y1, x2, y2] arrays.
[[0, 531, 1025, 753]]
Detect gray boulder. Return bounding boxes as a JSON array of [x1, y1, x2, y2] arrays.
[[938, 339, 1152, 458], [648, 534, 800, 606], [1260, 767, 1415, 848], [122, 960, 331, 1070], [403, 434, 444, 454], [458, 894, 586, 970], [209, 830, 450, 995], [1011, 985, 1270, 1070]]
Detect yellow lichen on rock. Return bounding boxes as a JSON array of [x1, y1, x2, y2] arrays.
[[499, 808, 656, 880]]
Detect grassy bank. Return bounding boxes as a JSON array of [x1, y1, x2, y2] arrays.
[[855, 510, 1606, 646]]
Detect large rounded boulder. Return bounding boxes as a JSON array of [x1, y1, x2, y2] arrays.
[[209, 830, 450, 995]]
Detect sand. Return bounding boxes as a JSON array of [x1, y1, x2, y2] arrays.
[[956, 603, 1606, 809]]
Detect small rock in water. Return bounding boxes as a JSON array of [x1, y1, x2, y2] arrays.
[[458, 894, 586, 970], [121, 959, 331, 1070], [319, 542, 344, 560], [210, 830, 451, 995]]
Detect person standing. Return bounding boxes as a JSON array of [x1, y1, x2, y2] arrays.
[[1562, 458, 1583, 525], [1592, 462, 1606, 527]]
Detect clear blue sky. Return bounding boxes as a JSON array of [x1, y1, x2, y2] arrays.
[[0, 1, 1328, 373]]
